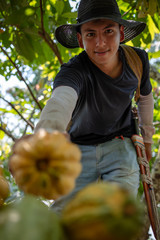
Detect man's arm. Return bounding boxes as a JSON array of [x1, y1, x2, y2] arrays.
[[35, 86, 78, 134], [138, 91, 155, 161]]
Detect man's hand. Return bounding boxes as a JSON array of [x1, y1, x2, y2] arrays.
[[144, 143, 152, 162], [62, 131, 70, 141]]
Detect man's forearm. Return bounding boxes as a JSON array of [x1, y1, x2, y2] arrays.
[[35, 86, 78, 133], [138, 92, 155, 143]]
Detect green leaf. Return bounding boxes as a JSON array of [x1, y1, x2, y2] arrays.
[[62, 11, 77, 18], [23, 27, 40, 37], [24, 7, 35, 16], [153, 13, 160, 30], [118, 0, 130, 12], [148, 50, 160, 59], [0, 0, 9, 12], [29, 0, 38, 7], [55, 0, 64, 15], [5, 8, 27, 26], [13, 32, 36, 62], [146, 15, 159, 41], [0, 130, 5, 140], [148, 0, 159, 16], [0, 31, 12, 48]]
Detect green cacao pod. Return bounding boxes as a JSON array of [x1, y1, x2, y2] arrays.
[[0, 195, 65, 240], [61, 182, 144, 240]]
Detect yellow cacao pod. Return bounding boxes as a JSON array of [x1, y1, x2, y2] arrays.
[[61, 182, 144, 240], [0, 167, 10, 206], [9, 130, 82, 199]]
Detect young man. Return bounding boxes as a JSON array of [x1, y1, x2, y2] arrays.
[[35, 0, 155, 213]]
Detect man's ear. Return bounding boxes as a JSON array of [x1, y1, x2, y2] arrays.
[[120, 25, 124, 43], [77, 32, 84, 48]]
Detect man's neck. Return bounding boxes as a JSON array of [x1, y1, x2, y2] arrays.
[[103, 61, 123, 79], [91, 50, 123, 79]]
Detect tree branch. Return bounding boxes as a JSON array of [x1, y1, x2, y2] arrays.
[[0, 96, 34, 130], [39, 0, 63, 65], [0, 126, 17, 142], [153, 121, 160, 128], [0, 46, 42, 111], [23, 108, 36, 135], [122, 5, 136, 17]]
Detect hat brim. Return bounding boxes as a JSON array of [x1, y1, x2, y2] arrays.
[[55, 17, 146, 48]]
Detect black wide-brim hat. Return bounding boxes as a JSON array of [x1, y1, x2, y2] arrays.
[[55, 0, 146, 49]]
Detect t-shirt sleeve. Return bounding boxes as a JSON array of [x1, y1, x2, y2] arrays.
[[53, 64, 83, 96]]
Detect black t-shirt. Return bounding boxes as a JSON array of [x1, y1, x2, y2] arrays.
[[53, 46, 152, 145]]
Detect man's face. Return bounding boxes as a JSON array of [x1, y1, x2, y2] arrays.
[[77, 19, 124, 69]]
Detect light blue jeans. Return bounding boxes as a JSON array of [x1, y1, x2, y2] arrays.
[[51, 137, 140, 214]]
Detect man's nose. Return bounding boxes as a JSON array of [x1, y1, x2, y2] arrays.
[[96, 34, 106, 47]]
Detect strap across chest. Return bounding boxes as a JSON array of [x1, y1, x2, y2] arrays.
[[121, 44, 143, 103]]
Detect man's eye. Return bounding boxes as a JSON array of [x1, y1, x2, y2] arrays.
[[105, 29, 113, 33], [87, 33, 95, 37]]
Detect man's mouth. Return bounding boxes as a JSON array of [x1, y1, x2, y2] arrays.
[[94, 50, 109, 55]]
